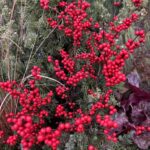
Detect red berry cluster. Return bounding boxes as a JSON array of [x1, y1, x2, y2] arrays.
[[102, 50, 129, 86], [88, 145, 98, 150], [53, 50, 89, 86], [47, 18, 57, 28], [135, 30, 145, 43], [98, 42, 116, 61], [97, 115, 118, 129], [0, 75, 140, 149], [135, 126, 150, 135], [0, 80, 54, 150], [67, 69, 89, 86], [38, 122, 72, 150], [125, 30, 145, 53], [55, 104, 75, 119], [87, 89, 97, 97], [31, 66, 42, 80], [113, 2, 121, 7], [6, 135, 18, 146], [47, 0, 91, 46], [109, 105, 117, 115], [60, 49, 75, 74], [55, 104, 67, 117], [46, 1, 145, 88], [132, 0, 143, 7], [96, 115, 118, 142], [110, 13, 139, 33], [0, 130, 4, 139], [29, 80, 35, 89], [54, 59, 68, 81], [7, 114, 37, 149], [75, 52, 99, 64], [56, 85, 69, 99], [75, 115, 92, 133], [19, 88, 52, 112], [0, 80, 16, 92], [89, 90, 113, 115], [40, 0, 49, 10], [37, 127, 61, 150], [89, 102, 104, 115], [47, 55, 53, 63], [68, 102, 76, 109]]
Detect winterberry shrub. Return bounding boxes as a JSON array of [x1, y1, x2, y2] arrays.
[[0, 0, 149, 150]]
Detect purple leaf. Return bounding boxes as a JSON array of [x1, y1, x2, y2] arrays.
[[116, 82, 150, 149], [132, 132, 150, 150], [129, 107, 147, 125], [113, 112, 135, 135], [127, 70, 140, 88]]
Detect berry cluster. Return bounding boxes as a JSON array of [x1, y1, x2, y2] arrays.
[[6, 135, 18, 146], [56, 85, 69, 99], [54, 59, 68, 81], [60, 50, 75, 74], [66, 69, 89, 86], [31, 66, 42, 80], [47, 0, 91, 46], [7, 114, 37, 149], [96, 115, 118, 142], [55, 104, 67, 117], [0, 130, 4, 139], [110, 13, 139, 33], [125, 30, 145, 53], [0, 80, 53, 150], [89, 102, 104, 115], [0, 81, 16, 92], [135, 126, 150, 135], [102, 50, 129, 86], [47, 55, 53, 63], [75, 115, 92, 133], [40, 0, 49, 10], [132, 0, 143, 7], [88, 145, 98, 150], [37, 127, 61, 150], [135, 30, 145, 43], [87, 89, 97, 98], [46, 1, 145, 88], [113, 2, 121, 7]]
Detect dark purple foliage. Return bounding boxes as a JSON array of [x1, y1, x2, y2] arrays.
[[114, 72, 150, 149]]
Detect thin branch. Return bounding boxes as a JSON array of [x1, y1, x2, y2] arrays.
[[1, 37, 24, 54], [10, 0, 17, 20], [21, 74, 65, 86], [32, 28, 56, 58], [21, 36, 38, 82], [40, 75, 65, 86], [0, 93, 10, 114]]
